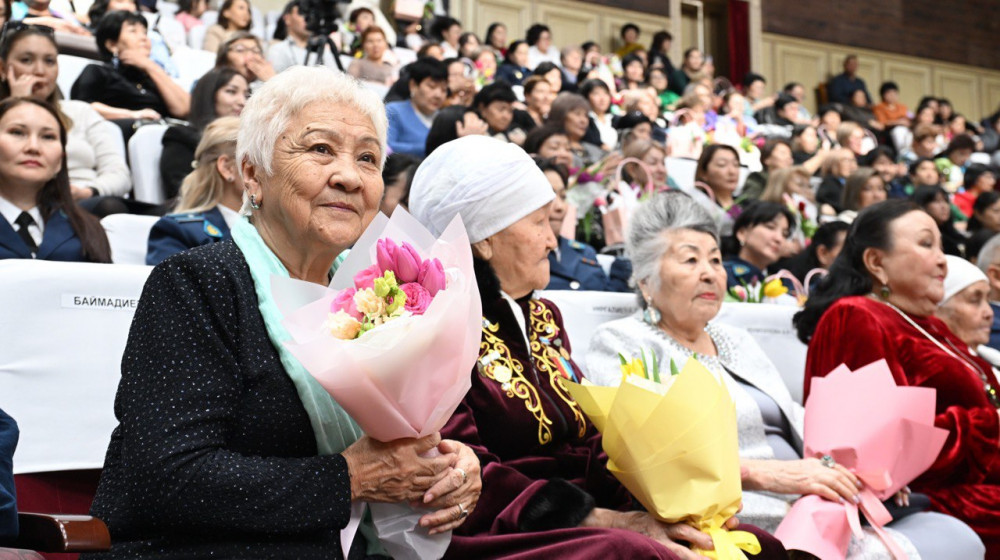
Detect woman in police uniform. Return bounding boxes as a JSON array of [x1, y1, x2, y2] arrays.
[[538, 158, 632, 292], [146, 117, 243, 265]]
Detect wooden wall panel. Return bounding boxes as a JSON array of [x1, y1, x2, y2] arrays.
[[771, 42, 827, 112], [983, 78, 1000, 119], [455, 0, 670, 54], [764, 33, 1000, 119], [458, 0, 532, 41], [534, 3, 600, 48], [934, 69, 979, 118], [882, 60, 933, 111]]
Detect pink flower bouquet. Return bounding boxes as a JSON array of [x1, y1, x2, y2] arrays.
[[270, 209, 482, 560], [774, 360, 949, 559]]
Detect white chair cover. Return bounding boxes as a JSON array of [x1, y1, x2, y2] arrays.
[[0, 260, 153, 474], [171, 45, 216, 91], [714, 302, 808, 403], [128, 124, 169, 204], [56, 54, 93, 99], [101, 214, 161, 265], [156, 15, 188, 51], [536, 291, 638, 375], [89, 118, 126, 165], [538, 291, 807, 401]]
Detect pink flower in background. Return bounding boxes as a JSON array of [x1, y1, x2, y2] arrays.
[[400, 282, 432, 315], [354, 264, 382, 290], [330, 287, 362, 320], [418, 258, 446, 296]]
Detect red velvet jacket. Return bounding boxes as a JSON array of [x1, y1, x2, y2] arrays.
[[805, 296, 1000, 524]]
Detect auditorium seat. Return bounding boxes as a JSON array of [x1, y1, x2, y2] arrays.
[[101, 214, 160, 265], [171, 46, 216, 91], [0, 260, 150, 558], [0, 512, 109, 559], [538, 291, 808, 401], [187, 21, 208, 50], [127, 124, 169, 204], [55, 55, 93, 100]]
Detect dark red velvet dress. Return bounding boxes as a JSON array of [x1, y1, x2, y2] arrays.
[[805, 296, 1000, 555], [441, 290, 787, 559]]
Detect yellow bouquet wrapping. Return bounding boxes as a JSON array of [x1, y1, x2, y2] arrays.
[[565, 358, 760, 560]]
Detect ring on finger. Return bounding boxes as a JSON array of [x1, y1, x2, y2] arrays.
[[820, 454, 836, 468], [455, 467, 468, 484], [457, 502, 469, 520]]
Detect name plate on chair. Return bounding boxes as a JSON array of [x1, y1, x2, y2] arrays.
[[61, 294, 139, 311]]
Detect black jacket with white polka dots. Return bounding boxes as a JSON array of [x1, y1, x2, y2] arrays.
[[85, 240, 359, 559]]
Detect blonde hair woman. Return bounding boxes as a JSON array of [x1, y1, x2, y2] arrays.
[[145, 117, 243, 265]]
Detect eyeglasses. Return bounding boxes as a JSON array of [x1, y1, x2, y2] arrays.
[[0, 21, 55, 45], [228, 45, 262, 56]]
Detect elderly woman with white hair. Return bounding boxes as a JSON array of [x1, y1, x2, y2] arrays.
[[936, 255, 999, 366], [84, 67, 481, 559], [585, 193, 984, 559], [409, 137, 788, 560]]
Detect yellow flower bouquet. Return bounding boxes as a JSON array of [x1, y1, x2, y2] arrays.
[[565, 357, 760, 560]]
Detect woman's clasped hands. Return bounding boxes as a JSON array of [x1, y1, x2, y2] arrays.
[[342, 432, 482, 534]]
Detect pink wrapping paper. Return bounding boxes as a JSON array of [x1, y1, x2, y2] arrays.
[[270, 209, 482, 560], [774, 359, 949, 560]]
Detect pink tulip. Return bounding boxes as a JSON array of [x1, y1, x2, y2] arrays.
[[376, 238, 399, 274], [331, 288, 363, 320], [396, 242, 422, 283], [354, 265, 382, 290], [418, 258, 446, 296], [400, 282, 432, 315]]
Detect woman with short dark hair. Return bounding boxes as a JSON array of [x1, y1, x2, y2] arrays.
[[71, 11, 190, 123], [797, 200, 998, 556]]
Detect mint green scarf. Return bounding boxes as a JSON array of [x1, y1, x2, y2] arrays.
[[231, 217, 382, 554]]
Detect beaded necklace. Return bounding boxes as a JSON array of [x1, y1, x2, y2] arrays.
[[871, 294, 1000, 408]]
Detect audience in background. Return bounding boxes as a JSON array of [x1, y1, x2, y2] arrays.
[[202, 0, 252, 53], [826, 54, 871, 105], [160, 67, 247, 200], [268, 0, 338, 72], [0, 24, 130, 211], [146, 117, 241, 265], [216, 32, 273, 86], [72, 11, 190, 126], [0, 98, 111, 262], [385, 57, 447, 157]]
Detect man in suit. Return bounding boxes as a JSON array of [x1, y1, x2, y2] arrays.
[[0, 407, 17, 546], [827, 55, 872, 105], [385, 58, 448, 157]]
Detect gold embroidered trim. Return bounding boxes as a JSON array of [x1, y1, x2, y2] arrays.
[[528, 300, 588, 439], [479, 319, 554, 445]]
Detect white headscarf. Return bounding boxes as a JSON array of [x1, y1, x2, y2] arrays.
[[408, 136, 555, 243], [943, 255, 989, 304]]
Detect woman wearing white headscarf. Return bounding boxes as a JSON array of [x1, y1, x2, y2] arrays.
[[937, 255, 1000, 367], [409, 136, 788, 560]]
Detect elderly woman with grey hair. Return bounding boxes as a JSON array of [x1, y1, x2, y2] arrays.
[[585, 192, 984, 559], [84, 66, 481, 559], [408, 137, 788, 560]]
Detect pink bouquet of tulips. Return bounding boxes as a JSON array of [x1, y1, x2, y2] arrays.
[[271, 209, 482, 560]]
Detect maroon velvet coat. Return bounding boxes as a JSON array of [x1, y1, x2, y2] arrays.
[[441, 290, 786, 559], [805, 295, 1000, 555]]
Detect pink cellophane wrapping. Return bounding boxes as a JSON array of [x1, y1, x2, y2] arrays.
[[270, 209, 482, 560], [774, 359, 949, 559]]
